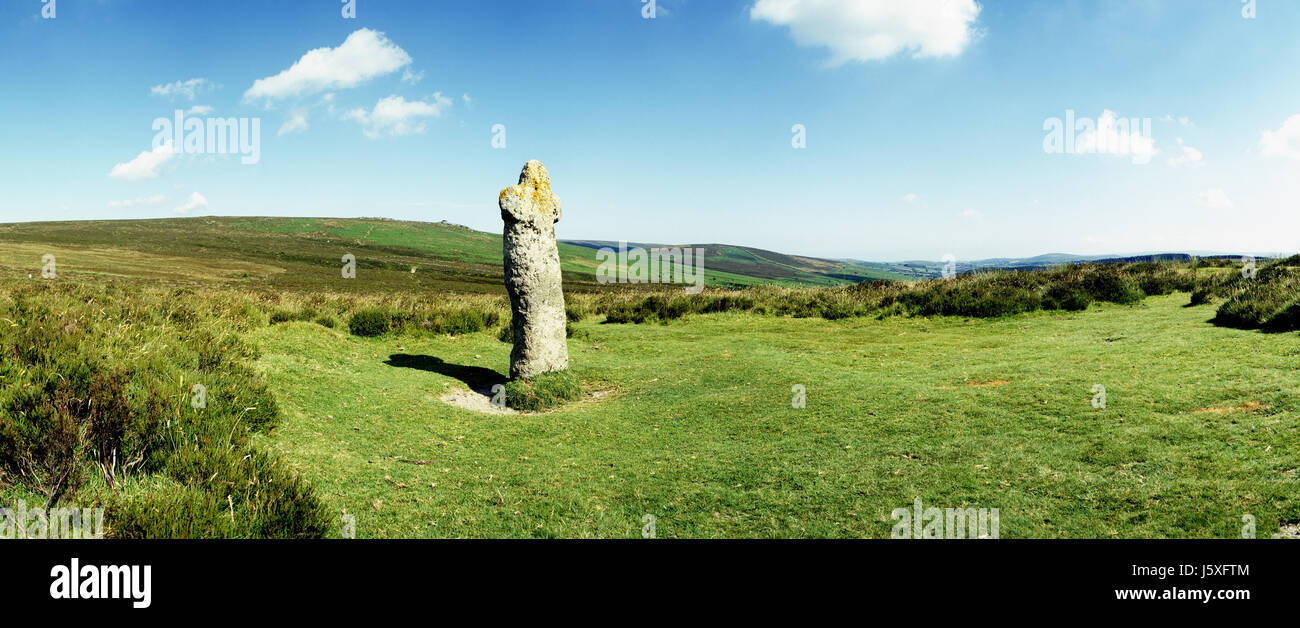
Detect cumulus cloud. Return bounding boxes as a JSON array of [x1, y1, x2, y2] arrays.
[[185, 105, 214, 116], [244, 29, 412, 102], [1199, 188, 1234, 210], [151, 78, 214, 101], [107, 194, 166, 208], [1260, 114, 1300, 160], [345, 94, 452, 138], [1167, 137, 1203, 167], [278, 112, 309, 136], [901, 193, 917, 203], [749, 0, 982, 65], [173, 192, 208, 215], [108, 143, 176, 182]]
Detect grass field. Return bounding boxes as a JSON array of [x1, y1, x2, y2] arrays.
[[2, 217, 1297, 539], [252, 293, 1300, 538]]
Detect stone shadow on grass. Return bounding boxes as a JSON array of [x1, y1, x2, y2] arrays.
[[384, 354, 507, 392]]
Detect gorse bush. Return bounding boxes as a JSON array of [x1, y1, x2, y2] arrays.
[[0, 281, 328, 538]]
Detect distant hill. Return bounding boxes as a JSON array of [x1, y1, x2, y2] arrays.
[[562, 240, 908, 286], [843, 252, 1265, 279]]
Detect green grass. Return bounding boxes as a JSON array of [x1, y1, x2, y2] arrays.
[[252, 294, 1300, 538], [3, 219, 1295, 539], [502, 371, 583, 412]]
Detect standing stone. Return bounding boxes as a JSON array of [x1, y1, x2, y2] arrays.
[[500, 160, 569, 379]]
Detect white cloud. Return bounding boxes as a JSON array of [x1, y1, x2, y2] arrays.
[[749, 0, 982, 65], [345, 94, 452, 138], [1260, 114, 1300, 160], [1167, 137, 1203, 167], [901, 193, 917, 203], [960, 209, 982, 219], [243, 29, 412, 102], [1199, 188, 1234, 210], [462, 93, 473, 109], [278, 112, 309, 136], [107, 194, 166, 208], [173, 192, 208, 215], [185, 105, 214, 116], [1076, 110, 1157, 164], [151, 78, 214, 101], [108, 143, 176, 182], [401, 68, 424, 85]]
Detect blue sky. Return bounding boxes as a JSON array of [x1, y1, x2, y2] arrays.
[[1, 0, 1298, 261]]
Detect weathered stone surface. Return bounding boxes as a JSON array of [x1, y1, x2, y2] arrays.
[[500, 160, 569, 379]]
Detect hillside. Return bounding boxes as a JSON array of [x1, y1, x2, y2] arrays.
[[0, 217, 903, 293], [563, 239, 909, 285]]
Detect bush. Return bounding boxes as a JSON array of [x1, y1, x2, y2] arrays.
[[348, 307, 392, 337], [0, 282, 328, 538], [1214, 294, 1277, 329], [1083, 268, 1145, 305], [821, 300, 856, 320], [1043, 284, 1092, 311], [603, 294, 755, 324], [1208, 261, 1300, 331], [502, 370, 582, 412], [431, 309, 495, 335], [566, 305, 588, 322], [594, 261, 1199, 325], [268, 307, 319, 325], [1189, 287, 1216, 306], [1264, 301, 1300, 331]]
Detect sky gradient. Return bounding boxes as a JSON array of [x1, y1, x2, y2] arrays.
[[2, 0, 1298, 261]]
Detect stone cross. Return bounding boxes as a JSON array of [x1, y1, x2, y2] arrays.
[[499, 160, 569, 379]]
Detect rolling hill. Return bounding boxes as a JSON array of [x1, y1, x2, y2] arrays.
[[0, 217, 908, 292], [0, 216, 1243, 291], [562, 239, 909, 285]]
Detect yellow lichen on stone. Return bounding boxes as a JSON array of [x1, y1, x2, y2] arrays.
[[500, 160, 561, 223]]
